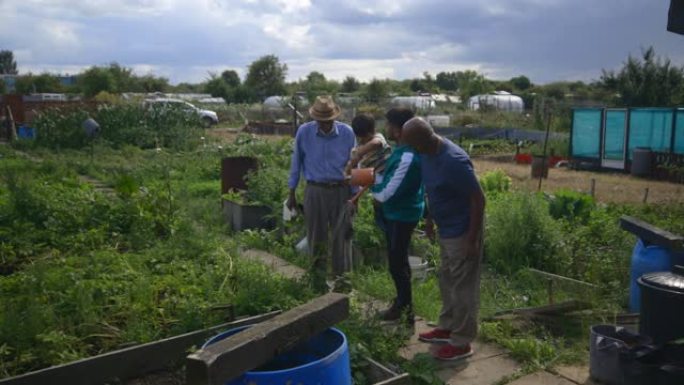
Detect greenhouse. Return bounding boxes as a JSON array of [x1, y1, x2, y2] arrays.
[[571, 107, 684, 171], [467, 91, 524, 113]]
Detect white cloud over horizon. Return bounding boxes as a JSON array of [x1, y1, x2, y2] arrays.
[[1, 0, 682, 85]]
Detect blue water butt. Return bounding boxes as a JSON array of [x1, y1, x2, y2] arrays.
[[202, 326, 352, 385], [629, 238, 671, 312]]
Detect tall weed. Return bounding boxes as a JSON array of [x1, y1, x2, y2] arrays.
[[486, 192, 565, 274]]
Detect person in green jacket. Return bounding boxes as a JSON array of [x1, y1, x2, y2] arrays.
[[371, 108, 424, 324]]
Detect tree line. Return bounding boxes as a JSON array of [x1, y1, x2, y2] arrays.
[[1, 47, 683, 107]]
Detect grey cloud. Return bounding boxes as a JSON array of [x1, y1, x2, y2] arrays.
[[1, 0, 682, 84]]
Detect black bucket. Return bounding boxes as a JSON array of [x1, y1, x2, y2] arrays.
[[590, 325, 653, 385], [623, 343, 684, 385]]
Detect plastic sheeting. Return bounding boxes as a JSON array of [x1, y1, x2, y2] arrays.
[[604, 110, 626, 160], [572, 109, 601, 158], [676, 110, 684, 154], [434, 126, 567, 142], [628, 109, 673, 159]]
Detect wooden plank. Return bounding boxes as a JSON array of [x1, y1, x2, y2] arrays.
[[0, 311, 280, 385], [186, 293, 350, 385], [620, 215, 684, 250], [365, 357, 401, 383], [365, 357, 412, 385], [373, 373, 411, 385], [488, 300, 589, 320], [527, 268, 596, 288]]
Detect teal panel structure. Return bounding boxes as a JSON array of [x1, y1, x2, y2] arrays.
[[572, 109, 601, 158], [628, 109, 673, 159], [675, 110, 684, 155], [604, 110, 626, 160]]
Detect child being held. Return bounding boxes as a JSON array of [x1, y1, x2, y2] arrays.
[[345, 113, 392, 232], [345, 114, 391, 184]]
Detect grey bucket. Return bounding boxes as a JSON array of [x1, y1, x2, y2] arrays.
[[590, 325, 652, 385]]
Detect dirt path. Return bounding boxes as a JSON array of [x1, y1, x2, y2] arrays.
[[473, 157, 684, 205]]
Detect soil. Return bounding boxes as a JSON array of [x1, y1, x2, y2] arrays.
[[473, 155, 684, 205]]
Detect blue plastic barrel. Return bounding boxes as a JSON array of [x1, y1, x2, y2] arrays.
[[17, 126, 35, 139], [629, 239, 671, 312], [202, 326, 351, 385]]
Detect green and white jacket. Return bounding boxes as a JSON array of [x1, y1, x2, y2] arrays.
[[370, 144, 424, 223]]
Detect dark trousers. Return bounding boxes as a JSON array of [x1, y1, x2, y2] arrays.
[[385, 219, 417, 309]]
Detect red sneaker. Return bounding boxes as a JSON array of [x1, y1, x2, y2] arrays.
[[432, 344, 474, 361], [418, 328, 451, 343]]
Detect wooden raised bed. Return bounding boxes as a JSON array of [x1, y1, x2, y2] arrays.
[[0, 294, 410, 385]]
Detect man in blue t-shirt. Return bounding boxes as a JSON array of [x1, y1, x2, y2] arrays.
[[402, 117, 486, 361]]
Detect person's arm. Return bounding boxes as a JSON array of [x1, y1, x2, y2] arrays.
[[447, 158, 484, 254], [287, 131, 304, 209], [465, 183, 485, 256], [422, 193, 436, 241], [371, 152, 413, 203], [348, 137, 383, 169]]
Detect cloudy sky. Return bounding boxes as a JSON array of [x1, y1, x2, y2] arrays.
[[1, 0, 682, 85]]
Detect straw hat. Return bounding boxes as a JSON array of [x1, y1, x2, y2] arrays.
[[309, 96, 341, 121]]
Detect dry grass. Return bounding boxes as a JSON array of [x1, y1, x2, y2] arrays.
[[473, 157, 684, 205]]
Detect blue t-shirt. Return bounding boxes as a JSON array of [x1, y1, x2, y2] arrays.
[[421, 138, 479, 238]]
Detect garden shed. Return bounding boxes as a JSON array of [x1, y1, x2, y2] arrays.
[[571, 107, 684, 177]]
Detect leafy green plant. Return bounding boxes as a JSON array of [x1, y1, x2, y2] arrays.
[[479, 169, 512, 197], [548, 189, 595, 223], [32, 103, 202, 150]]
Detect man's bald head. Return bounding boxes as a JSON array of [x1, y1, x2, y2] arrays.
[[403, 117, 439, 154]]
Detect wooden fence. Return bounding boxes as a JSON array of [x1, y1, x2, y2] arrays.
[[0, 95, 99, 126]]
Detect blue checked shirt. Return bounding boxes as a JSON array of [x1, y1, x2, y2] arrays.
[[288, 120, 356, 189]]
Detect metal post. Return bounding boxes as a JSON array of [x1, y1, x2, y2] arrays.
[[538, 103, 552, 191]]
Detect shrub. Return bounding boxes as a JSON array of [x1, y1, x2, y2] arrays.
[[528, 139, 569, 157], [486, 192, 565, 274]]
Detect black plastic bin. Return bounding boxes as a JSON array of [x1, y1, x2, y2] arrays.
[[638, 266, 684, 345]]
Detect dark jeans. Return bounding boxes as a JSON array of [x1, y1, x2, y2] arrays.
[[374, 204, 387, 234], [385, 219, 418, 309]]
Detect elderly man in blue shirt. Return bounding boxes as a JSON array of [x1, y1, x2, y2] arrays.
[[287, 96, 356, 291]]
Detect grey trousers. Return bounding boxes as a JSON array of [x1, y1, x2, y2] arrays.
[[437, 234, 483, 346], [304, 184, 352, 277]]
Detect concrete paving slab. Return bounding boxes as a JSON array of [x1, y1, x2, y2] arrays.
[[554, 365, 599, 385], [508, 371, 576, 385], [242, 249, 306, 279], [437, 354, 521, 385], [400, 320, 507, 361]]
